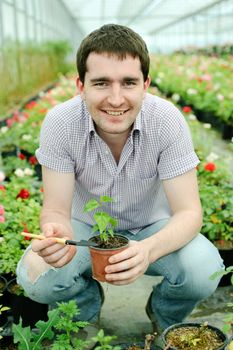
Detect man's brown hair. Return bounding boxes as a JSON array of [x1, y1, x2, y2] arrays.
[[76, 24, 150, 83]]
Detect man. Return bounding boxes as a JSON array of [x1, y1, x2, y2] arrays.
[[17, 24, 223, 335]]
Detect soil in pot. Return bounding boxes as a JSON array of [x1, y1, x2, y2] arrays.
[[89, 235, 129, 282], [162, 322, 227, 350]]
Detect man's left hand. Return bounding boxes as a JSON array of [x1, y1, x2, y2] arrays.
[[104, 240, 150, 285]]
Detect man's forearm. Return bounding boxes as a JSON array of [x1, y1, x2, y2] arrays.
[[40, 208, 73, 235], [145, 210, 203, 263]]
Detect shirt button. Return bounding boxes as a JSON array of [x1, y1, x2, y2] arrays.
[[105, 151, 109, 155]]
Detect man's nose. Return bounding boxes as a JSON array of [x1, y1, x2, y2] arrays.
[[107, 86, 124, 106]]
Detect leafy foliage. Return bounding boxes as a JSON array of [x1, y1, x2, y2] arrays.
[[83, 196, 118, 242], [92, 329, 121, 350]]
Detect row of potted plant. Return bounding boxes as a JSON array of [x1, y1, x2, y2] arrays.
[[149, 54, 233, 133]]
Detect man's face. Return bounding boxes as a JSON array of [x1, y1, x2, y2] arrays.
[[77, 52, 150, 137]]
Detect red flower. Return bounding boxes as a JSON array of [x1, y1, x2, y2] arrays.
[[40, 187, 44, 193], [29, 156, 38, 165], [22, 227, 31, 240], [204, 162, 216, 172], [18, 153, 26, 160], [25, 100, 37, 109], [182, 106, 192, 113], [0, 185, 5, 191], [16, 189, 30, 199]]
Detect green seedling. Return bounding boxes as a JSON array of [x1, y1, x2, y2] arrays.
[[83, 196, 118, 242], [92, 329, 121, 350]]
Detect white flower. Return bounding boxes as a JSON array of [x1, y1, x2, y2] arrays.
[[24, 168, 34, 176], [171, 93, 180, 102], [0, 171, 6, 182], [38, 91, 45, 98], [188, 114, 197, 121], [1, 126, 8, 133], [155, 78, 161, 84], [206, 152, 219, 162], [203, 123, 212, 129], [22, 134, 32, 141], [14, 168, 25, 177], [187, 88, 197, 95], [216, 94, 224, 101], [0, 237, 4, 243]]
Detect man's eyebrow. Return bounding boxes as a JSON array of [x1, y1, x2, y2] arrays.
[[90, 77, 140, 83], [90, 77, 110, 83]]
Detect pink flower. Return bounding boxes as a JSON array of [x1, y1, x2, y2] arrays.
[[0, 205, 4, 215], [0, 216, 5, 223]]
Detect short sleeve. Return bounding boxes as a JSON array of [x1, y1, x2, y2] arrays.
[[36, 108, 75, 173], [157, 103, 199, 179]]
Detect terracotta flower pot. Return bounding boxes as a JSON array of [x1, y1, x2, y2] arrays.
[[88, 234, 129, 282], [162, 322, 228, 350]]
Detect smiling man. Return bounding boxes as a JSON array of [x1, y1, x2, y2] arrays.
[[17, 24, 223, 340]]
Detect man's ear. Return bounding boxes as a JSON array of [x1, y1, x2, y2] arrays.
[[143, 76, 151, 97], [76, 77, 85, 98], [144, 76, 151, 91]]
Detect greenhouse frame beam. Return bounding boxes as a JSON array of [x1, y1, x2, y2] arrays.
[[148, 0, 227, 35]]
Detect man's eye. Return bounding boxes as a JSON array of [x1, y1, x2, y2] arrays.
[[124, 81, 136, 86], [94, 82, 108, 87]]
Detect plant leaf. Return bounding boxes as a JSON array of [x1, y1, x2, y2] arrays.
[[12, 319, 32, 350], [83, 199, 99, 212], [100, 195, 114, 203], [32, 308, 59, 349]]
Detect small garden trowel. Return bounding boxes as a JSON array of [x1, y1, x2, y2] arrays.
[[21, 232, 98, 247]]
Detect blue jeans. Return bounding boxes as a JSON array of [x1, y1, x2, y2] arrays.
[[16, 219, 224, 329]]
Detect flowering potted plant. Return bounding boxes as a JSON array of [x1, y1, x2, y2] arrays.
[[83, 196, 129, 282]]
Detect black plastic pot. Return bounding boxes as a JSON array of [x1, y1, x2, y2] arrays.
[[7, 278, 48, 327], [218, 248, 233, 287], [162, 322, 228, 350], [0, 276, 9, 327]]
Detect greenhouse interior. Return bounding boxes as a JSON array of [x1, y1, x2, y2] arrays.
[[0, 0, 233, 349]]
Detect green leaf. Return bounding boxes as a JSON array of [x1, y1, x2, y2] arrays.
[[94, 212, 110, 233], [32, 308, 59, 349], [83, 199, 100, 212], [13, 319, 32, 350], [100, 196, 114, 203]]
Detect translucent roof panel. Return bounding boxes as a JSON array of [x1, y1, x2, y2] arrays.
[[61, 0, 233, 52]]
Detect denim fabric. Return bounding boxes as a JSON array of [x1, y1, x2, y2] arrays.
[[16, 219, 224, 327]]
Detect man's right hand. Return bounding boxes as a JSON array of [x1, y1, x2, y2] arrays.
[[31, 222, 77, 268]]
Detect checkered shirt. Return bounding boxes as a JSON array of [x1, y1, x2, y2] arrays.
[[36, 93, 199, 234]]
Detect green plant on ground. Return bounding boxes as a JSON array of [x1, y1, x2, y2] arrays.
[[51, 300, 89, 350], [92, 329, 121, 350], [83, 196, 118, 242], [12, 300, 89, 350], [210, 266, 233, 333]]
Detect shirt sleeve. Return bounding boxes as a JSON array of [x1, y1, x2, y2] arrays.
[[157, 102, 199, 180], [35, 107, 75, 173]]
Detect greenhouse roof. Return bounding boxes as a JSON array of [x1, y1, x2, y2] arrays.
[[61, 0, 233, 52]]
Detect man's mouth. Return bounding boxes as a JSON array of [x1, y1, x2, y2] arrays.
[[103, 110, 128, 116]]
